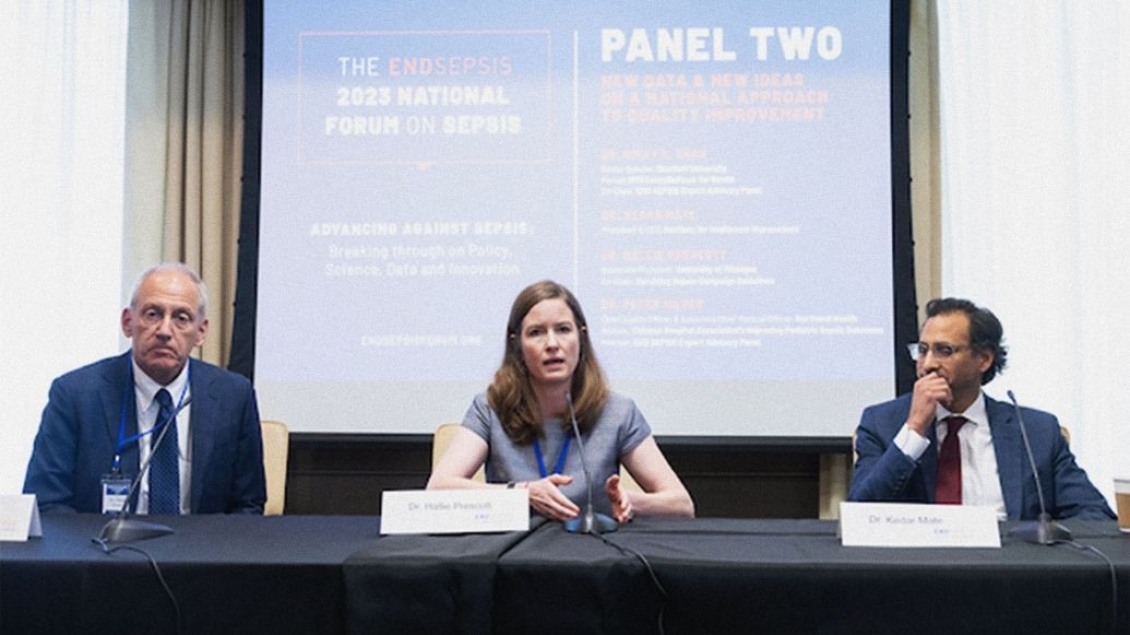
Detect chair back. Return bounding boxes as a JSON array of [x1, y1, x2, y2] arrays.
[[433, 422, 485, 482], [618, 466, 643, 493], [261, 419, 290, 515]]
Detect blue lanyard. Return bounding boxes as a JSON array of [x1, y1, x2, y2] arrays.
[[112, 360, 189, 473], [532, 435, 572, 478]]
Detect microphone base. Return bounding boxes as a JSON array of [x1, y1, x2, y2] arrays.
[[98, 517, 175, 544], [564, 511, 618, 534], [1008, 516, 1072, 545]]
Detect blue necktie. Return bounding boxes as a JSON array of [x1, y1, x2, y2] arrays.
[[149, 388, 181, 515]]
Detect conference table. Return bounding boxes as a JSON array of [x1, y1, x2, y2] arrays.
[[3, 514, 1127, 635]]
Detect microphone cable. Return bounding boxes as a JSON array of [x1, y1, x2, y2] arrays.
[[595, 530, 670, 635], [1063, 539, 1119, 635], [1005, 391, 1119, 630], [563, 392, 668, 632], [92, 539, 183, 635]]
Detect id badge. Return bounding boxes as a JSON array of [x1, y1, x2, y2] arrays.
[[102, 473, 132, 514]]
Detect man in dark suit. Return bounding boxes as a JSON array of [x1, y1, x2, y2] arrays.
[[23, 263, 266, 514], [849, 298, 1113, 521]]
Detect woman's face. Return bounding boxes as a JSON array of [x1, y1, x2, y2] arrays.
[[519, 298, 580, 391]]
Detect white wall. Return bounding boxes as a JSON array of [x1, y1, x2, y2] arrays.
[[0, 0, 130, 493], [937, 0, 1130, 508]]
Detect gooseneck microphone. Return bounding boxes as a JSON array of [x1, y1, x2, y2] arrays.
[[563, 392, 618, 534], [1006, 390, 1071, 545], [95, 396, 192, 546]]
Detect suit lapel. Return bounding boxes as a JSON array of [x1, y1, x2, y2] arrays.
[[921, 421, 939, 502], [101, 353, 141, 474], [188, 359, 215, 513], [987, 397, 1024, 519]]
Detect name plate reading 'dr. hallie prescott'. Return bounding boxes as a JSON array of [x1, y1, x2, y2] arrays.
[[839, 502, 1001, 548], [380, 489, 530, 535]]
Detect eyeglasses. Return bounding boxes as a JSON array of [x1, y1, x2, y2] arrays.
[[907, 342, 968, 361], [135, 307, 199, 332]]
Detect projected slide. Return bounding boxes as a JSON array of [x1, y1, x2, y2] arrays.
[[256, 0, 896, 436]]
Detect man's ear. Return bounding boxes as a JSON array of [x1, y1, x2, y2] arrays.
[[976, 349, 994, 375], [120, 308, 134, 338], [194, 318, 210, 348]]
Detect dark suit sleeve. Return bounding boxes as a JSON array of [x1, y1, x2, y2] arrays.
[[23, 378, 82, 513], [848, 403, 930, 504], [228, 382, 267, 514], [1043, 417, 1115, 520]]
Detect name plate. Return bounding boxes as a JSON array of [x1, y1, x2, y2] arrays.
[[839, 502, 1000, 548], [0, 494, 42, 542], [380, 489, 529, 535]]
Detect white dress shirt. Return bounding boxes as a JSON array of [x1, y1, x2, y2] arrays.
[[894, 392, 1007, 520], [132, 360, 193, 515]]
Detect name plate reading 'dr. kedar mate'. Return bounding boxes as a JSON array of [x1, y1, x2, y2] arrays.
[[380, 489, 530, 535], [839, 502, 1001, 548]]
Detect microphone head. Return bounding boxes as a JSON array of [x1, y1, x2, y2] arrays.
[[1006, 389, 1017, 405]]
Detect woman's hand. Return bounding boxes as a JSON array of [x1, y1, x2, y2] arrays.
[[525, 474, 580, 521], [605, 474, 633, 523]]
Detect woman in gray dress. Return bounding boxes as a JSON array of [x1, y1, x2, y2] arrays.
[[428, 280, 694, 523]]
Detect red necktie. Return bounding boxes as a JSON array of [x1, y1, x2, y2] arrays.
[[934, 416, 967, 505]]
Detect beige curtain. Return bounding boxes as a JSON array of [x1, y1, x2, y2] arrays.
[[909, 0, 941, 309], [126, 0, 244, 366]]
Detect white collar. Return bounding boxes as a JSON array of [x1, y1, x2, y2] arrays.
[[935, 391, 988, 428], [131, 357, 191, 413]]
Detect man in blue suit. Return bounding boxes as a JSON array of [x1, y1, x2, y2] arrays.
[[849, 298, 1113, 521], [24, 263, 266, 515]]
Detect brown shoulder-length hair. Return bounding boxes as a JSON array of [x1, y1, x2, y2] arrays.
[[487, 280, 610, 445]]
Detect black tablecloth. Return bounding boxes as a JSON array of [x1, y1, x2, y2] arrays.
[[4, 514, 1127, 635], [494, 518, 1130, 635], [1, 514, 380, 635], [343, 517, 543, 634]]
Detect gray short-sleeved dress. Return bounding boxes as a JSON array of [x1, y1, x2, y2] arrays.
[[462, 391, 651, 518]]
